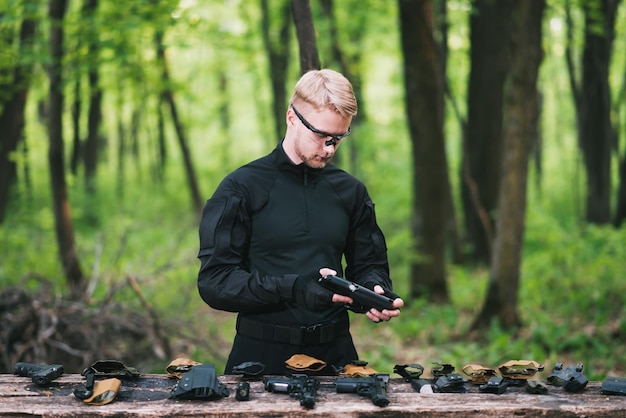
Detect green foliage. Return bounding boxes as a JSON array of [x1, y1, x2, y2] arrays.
[[2, 0, 626, 380]]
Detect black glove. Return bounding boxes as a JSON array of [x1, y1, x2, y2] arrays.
[[293, 271, 334, 311]]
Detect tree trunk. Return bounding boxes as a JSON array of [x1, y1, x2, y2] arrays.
[[319, 0, 366, 174], [616, 147, 626, 226], [319, 0, 366, 124], [614, 32, 626, 227], [578, 0, 619, 224], [291, 0, 321, 73], [130, 108, 141, 181], [156, 92, 166, 181], [83, 0, 102, 196], [435, 0, 463, 265], [47, 0, 85, 298], [70, 77, 81, 176], [461, 0, 515, 264], [116, 110, 126, 200], [398, 0, 449, 303], [155, 29, 203, 215], [260, 0, 291, 142], [471, 0, 545, 331], [217, 69, 231, 168], [0, 13, 35, 224]]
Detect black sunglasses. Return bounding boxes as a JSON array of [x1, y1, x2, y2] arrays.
[[291, 105, 351, 147]]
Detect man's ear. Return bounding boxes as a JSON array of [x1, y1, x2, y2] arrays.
[[286, 108, 296, 126]]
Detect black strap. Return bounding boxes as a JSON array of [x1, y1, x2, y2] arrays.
[[82, 360, 140, 380], [231, 361, 265, 379], [237, 316, 349, 346]]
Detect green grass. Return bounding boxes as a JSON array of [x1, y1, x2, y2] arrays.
[[351, 218, 626, 381]]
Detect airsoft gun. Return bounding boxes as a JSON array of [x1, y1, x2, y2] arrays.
[[335, 373, 390, 407], [318, 274, 396, 313], [263, 374, 319, 409], [14, 362, 64, 386]]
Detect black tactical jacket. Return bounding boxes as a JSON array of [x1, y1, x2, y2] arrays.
[[197, 142, 392, 329]]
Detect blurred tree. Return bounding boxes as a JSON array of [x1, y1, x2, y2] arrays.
[[47, 0, 85, 298], [472, 0, 545, 330], [566, 0, 620, 224], [462, 0, 514, 265], [155, 26, 203, 215], [0, 3, 36, 224], [435, 0, 464, 265], [292, 0, 321, 73], [319, 0, 366, 124], [617, 148, 626, 226], [260, 0, 292, 141], [612, 5, 626, 227], [617, 49, 626, 226], [398, 0, 450, 302], [318, 0, 367, 173], [70, 75, 81, 176], [82, 0, 103, 196]]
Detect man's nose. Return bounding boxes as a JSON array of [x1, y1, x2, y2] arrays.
[[323, 141, 336, 151]]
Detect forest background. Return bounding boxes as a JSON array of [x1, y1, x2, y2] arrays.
[[1, 0, 626, 381]]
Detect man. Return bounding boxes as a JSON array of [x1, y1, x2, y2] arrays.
[[197, 69, 403, 375]]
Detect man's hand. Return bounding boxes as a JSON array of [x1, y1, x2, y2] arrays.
[[293, 269, 334, 310], [365, 285, 403, 323], [319, 268, 402, 319], [319, 268, 355, 305]]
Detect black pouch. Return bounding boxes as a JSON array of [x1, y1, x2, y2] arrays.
[[601, 377, 626, 396], [547, 363, 588, 393], [479, 376, 508, 394], [435, 374, 468, 393], [75, 360, 140, 401], [170, 364, 230, 400], [525, 380, 548, 394], [393, 363, 424, 381], [82, 360, 140, 380], [431, 362, 456, 377]]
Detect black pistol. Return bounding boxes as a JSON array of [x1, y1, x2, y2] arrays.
[[318, 275, 396, 313], [335, 373, 390, 407], [14, 362, 64, 386], [263, 374, 319, 409]]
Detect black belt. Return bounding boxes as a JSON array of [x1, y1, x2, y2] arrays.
[[237, 316, 349, 346]]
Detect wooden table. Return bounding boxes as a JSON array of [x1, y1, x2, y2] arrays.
[[1, 374, 625, 417]]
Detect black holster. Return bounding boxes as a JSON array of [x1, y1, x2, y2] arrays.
[[170, 364, 230, 400]]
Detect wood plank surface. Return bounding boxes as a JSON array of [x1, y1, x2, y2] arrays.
[[1, 374, 625, 417]]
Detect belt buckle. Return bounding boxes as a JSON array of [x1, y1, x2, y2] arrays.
[[301, 324, 322, 345]]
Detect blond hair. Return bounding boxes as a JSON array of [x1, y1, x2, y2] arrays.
[[289, 69, 357, 119]]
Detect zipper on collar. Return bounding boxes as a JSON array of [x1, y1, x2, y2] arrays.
[[303, 166, 310, 232]]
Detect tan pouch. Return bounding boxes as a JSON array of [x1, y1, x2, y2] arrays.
[[462, 364, 497, 384], [83, 378, 122, 405], [285, 354, 327, 372], [166, 358, 202, 379], [498, 360, 544, 380], [340, 362, 379, 377]]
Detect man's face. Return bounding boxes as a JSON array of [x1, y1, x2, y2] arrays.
[[288, 104, 352, 169]]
